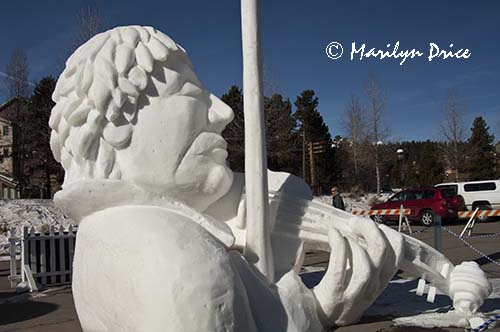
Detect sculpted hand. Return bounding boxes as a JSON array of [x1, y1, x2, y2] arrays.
[[312, 217, 405, 327]]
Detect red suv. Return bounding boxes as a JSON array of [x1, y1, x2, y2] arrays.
[[370, 187, 459, 226]]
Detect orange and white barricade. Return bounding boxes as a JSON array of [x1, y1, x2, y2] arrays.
[[459, 209, 500, 238], [351, 208, 411, 217], [458, 209, 500, 219], [351, 205, 412, 233]]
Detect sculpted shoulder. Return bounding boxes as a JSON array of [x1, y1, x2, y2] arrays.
[[73, 204, 253, 332], [78, 204, 234, 254]]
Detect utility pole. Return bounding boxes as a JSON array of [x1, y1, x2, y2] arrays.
[[302, 131, 306, 181], [309, 142, 316, 195], [309, 141, 326, 195]]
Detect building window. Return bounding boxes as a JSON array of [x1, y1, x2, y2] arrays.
[[2, 126, 9, 136]]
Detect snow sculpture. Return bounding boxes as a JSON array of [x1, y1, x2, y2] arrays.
[[50, 26, 491, 331]]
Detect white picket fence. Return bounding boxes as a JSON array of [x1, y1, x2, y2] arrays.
[[9, 225, 77, 291]]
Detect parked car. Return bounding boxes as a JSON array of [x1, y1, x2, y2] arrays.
[[435, 180, 500, 211], [370, 187, 459, 226]]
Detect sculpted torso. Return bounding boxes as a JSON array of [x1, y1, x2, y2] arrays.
[[50, 26, 491, 332]]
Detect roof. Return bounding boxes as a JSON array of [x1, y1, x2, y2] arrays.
[[0, 173, 17, 187], [0, 117, 12, 125], [405, 187, 438, 191], [0, 97, 18, 111], [0, 97, 23, 123], [435, 179, 500, 186]]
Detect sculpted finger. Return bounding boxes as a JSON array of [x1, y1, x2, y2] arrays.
[[377, 224, 405, 268], [313, 229, 348, 324], [343, 240, 372, 302], [333, 240, 374, 325]]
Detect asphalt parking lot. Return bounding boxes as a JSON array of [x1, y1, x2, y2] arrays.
[[0, 219, 499, 332]]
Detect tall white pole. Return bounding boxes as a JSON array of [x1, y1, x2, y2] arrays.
[[241, 0, 274, 282]]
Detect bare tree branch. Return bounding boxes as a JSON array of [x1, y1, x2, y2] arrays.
[[439, 89, 466, 181], [58, 5, 104, 74], [74, 5, 102, 48], [342, 94, 367, 178], [365, 75, 389, 193], [3, 49, 31, 98]]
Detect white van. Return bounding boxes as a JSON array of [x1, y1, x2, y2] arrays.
[[435, 180, 500, 211]]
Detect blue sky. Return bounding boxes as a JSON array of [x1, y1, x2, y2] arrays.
[[1, 0, 499, 142]]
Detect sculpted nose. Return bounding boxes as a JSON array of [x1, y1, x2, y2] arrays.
[[207, 93, 234, 133]]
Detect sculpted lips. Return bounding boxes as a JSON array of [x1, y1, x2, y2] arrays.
[[190, 132, 228, 164]]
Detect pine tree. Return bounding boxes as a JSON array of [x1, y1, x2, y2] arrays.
[[467, 116, 496, 180], [264, 94, 299, 174], [294, 90, 333, 193], [221, 86, 245, 172], [20, 76, 64, 197]]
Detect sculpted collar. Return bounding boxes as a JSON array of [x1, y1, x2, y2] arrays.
[[54, 179, 235, 247]]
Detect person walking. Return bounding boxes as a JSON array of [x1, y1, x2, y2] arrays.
[[331, 186, 345, 210]]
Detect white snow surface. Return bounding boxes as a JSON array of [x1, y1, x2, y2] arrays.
[[0, 199, 74, 259], [387, 278, 500, 328], [301, 267, 500, 329]]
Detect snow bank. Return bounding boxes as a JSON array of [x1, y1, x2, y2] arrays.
[[0, 199, 74, 259], [313, 192, 392, 212]]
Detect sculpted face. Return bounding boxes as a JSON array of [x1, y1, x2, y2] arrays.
[[50, 26, 235, 212], [116, 51, 234, 211]]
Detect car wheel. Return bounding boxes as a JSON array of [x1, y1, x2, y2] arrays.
[[420, 210, 434, 226], [372, 215, 385, 224]]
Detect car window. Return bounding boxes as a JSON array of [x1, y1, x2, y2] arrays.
[[423, 190, 436, 199], [464, 182, 496, 192], [412, 190, 424, 200], [404, 191, 417, 201], [389, 192, 404, 202], [437, 185, 457, 198]]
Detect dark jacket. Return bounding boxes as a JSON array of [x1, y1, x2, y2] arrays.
[[332, 194, 345, 210]]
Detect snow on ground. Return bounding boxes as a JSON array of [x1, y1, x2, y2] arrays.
[[313, 192, 393, 212], [301, 268, 500, 329], [389, 278, 500, 329], [0, 199, 74, 259]]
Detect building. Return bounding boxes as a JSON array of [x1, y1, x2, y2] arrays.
[[0, 97, 22, 198], [0, 117, 13, 175]]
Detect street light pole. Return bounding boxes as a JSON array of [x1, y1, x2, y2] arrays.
[[397, 148, 404, 188]]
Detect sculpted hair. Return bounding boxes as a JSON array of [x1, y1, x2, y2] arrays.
[[49, 26, 191, 184]]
